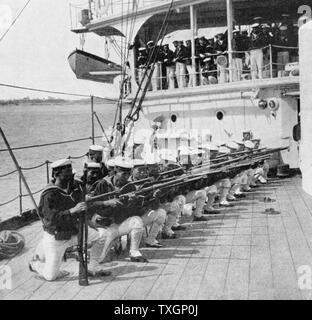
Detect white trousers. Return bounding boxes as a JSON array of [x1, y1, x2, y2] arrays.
[[250, 49, 263, 80], [32, 228, 106, 281], [232, 58, 243, 81], [166, 65, 176, 89], [175, 62, 187, 88], [186, 64, 195, 87], [141, 208, 166, 245]]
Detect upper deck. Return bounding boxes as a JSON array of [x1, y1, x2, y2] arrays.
[[69, 0, 304, 99], [2, 174, 312, 300]]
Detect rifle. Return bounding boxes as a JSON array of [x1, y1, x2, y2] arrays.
[[77, 186, 89, 286], [77, 213, 89, 286]]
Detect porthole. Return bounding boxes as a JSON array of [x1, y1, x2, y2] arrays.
[[216, 111, 224, 121], [171, 114, 177, 123]]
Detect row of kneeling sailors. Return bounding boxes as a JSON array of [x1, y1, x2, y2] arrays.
[[29, 140, 269, 281]]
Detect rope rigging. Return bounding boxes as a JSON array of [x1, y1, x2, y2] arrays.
[[0, 0, 32, 44]]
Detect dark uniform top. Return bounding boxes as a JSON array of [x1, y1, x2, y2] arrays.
[[202, 60, 217, 79], [250, 28, 266, 50], [174, 44, 188, 64], [162, 48, 175, 67], [232, 33, 245, 59], [137, 51, 148, 68], [214, 39, 227, 54], [92, 176, 145, 224], [184, 45, 192, 66], [38, 183, 81, 240]]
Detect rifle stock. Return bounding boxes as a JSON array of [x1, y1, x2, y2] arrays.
[[78, 212, 89, 286]]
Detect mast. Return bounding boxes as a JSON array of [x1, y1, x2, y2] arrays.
[[190, 5, 197, 87]]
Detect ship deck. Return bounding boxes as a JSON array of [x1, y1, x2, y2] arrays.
[[1, 175, 312, 300]]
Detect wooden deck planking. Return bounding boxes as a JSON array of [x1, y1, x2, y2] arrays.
[[2, 175, 312, 300]]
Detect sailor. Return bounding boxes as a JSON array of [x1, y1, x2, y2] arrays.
[[91, 157, 148, 263], [137, 47, 152, 91], [157, 150, 187, 238], [214, 33, 228, 56], [177, 146, 208, 221], [29, 159, 111, 281], [212, 146, 235, 207], [197, 143, 225, 214], [197, 36, 208, 67], [128, 158, 167, 248], [173, 40, 187, 88], [147, 40, 161, 91], [184, 40, 195, 87], [85, 145, 108, 178], [106, 158, 115, 177], [249, 20, 265, 79], [202, 57, 218, 85], [214, 33, 228, 83], [275, 25, 291, 76], [232, 30, 244, 81], [162, 43, 176, 89]]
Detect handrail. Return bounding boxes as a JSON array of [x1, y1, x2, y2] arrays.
[[0, 135, 102, 153]]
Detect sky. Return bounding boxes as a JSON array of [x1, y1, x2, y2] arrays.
[[0, 0, 120, 99]]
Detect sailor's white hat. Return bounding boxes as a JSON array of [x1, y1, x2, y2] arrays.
[[145, 153, 161, 165], [227, 141, 239, 150], [218, 146, 231, 154], [158, 149, 177, 163], [234, 140, 245, 146], [114, 157, 134, 169], [51, 159, 72, 170], [147, 40, 154, 46], [178, 146, 191, 156], [85, 162, 101, 169], [279, 25, 288, 31], [251, 23, 260, 28], [106, 159, 115, 168], [200, 143, 219, 152], [203, 57, 212, 62], [133, 158, 146, 167], [139, 47, 146, 51], [89, 145, 103, 152], [244, 140, 255, 149]]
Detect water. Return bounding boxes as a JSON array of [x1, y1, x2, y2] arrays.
[[0, 102, 117, 221]]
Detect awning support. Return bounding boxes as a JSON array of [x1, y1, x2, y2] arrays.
[[226, 0, 234, 83]]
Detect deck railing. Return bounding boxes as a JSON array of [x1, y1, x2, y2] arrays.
[[133, 44, 299, 93]]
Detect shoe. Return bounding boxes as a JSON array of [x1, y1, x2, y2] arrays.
[[145, 242, 164, 248], [219, 202, 235, 208], [171, 225, 186, 231], [193, 216, 208, 222], [234, 193, 246, 198], [203, 209, 222, 215], [130, 255, 149, 263], [28, 262, 38, 274], [87, 269, 111, 277], [161, 233, 177, 239], [227, 195, 237, 202]]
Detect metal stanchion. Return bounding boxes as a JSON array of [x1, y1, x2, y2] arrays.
[[46, 161, 50, 184], [269, 45, 273, 79], [18, 171, 22, 216], [91, 95, 95, 145]]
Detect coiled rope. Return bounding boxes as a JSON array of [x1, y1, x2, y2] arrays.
[[0, 231, 25, 260]]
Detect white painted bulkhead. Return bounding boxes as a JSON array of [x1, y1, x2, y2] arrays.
[[135, 78, 299, 168]]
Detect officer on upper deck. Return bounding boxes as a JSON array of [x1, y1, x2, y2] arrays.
[[250, 18, 265, 79], [162, 43, 175, 89]]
